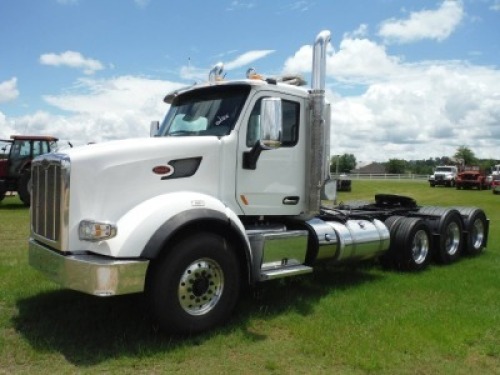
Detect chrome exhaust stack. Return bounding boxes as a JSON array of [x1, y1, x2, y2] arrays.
[[312, 30, 331, 91], [306, 30, 331, 215]]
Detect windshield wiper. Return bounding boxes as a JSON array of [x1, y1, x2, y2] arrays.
[[167, 130, 199, 136]]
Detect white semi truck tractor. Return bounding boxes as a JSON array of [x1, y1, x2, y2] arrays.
[[29, 31, 489, 334]]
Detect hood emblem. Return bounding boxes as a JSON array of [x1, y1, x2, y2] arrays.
[[152, 165, 174, 176]]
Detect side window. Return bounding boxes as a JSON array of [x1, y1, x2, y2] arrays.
[[246, 98, 300, 147], [33, 141, 42, 157], [282, 100, 300, 146], [41, 141, 49, 154], [20, 141, 31, 156]]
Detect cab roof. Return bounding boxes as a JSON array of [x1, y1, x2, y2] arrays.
[[164, 77, 309, 104], [9, 135, 58, 141]]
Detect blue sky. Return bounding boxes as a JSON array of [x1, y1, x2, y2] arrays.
[[1, 0, 499, 163]]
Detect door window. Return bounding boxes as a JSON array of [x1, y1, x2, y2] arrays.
[[246, 98, 300, 147]]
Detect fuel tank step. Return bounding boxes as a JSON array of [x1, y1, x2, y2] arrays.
[[260, 264, 313, 281]]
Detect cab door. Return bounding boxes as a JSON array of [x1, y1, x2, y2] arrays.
[[236, 92, 307, 216]]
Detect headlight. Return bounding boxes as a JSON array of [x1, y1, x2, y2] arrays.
[[79, 220, 117, 241]]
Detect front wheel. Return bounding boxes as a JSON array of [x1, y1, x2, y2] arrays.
[[147, 232, 240, 334]]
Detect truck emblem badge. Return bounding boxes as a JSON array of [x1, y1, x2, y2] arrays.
[[152, 165, 174, 176]]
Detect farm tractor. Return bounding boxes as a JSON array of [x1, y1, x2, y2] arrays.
[[0, 135, 58, 205]]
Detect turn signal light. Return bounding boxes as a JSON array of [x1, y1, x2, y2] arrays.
[[79, 220, 117, 242]]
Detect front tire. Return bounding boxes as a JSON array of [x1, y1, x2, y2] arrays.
[[147, 232, 240, 334]]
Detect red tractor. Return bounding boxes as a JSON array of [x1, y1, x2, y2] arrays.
[[0, 135, 58, 206]]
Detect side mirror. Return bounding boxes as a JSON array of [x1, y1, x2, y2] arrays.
[[150, 121, 160, 137], [259, 98, 282, 150], [321, 179, 337, 202], [243, 97, 283, 170]]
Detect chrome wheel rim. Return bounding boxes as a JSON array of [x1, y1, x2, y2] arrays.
[[178, 258, 224, 316], [445, 222, 461, 256], [412, 229, 429, 264], [471, 219, 485, 250]]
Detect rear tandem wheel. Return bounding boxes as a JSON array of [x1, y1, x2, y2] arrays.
[[382, 216, 431, 271], [418, 207, 464, 264], [453, 207, 488, 256]]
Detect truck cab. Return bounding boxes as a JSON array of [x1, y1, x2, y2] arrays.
[[428, 165, 458, 187]]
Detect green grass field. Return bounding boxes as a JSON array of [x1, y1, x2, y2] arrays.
[[0, 181, 498, 374]]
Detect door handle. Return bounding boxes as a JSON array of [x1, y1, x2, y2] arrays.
[[283, 196, 300, 205]]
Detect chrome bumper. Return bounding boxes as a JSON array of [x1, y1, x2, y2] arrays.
[[29, 239, 149, 296]]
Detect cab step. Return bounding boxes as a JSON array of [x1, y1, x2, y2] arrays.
[[260, 264, 313, 281]]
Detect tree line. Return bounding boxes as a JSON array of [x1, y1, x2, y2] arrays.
[[331, 146, 500, 175]]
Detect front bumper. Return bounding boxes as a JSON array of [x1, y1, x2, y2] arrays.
[[430, 177, 453, 185], [456, 181, 481, 188], [29, 239, 149, 296]]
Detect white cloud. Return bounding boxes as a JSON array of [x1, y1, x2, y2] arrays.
[[327, 61, 500, 162], [178, 50, 275, 82], [343, 24, 369, 39], [328, 39, 402, 83], [378, 0, 464, 44], [283, 45, 314, 75], [0, 76, 184, 145], [0, 77, 19, 103], [283, 38, 401, 84], [491, 0, 500, 11], [134, 0, 150, 8], [0, 111, 15, 139], [281, 29, 500, 162], [226, 1, 255, 11], [224, 50, 275, 70], [288, 1, 312, 12], [40, 51, 104, 75], [179, 65, 208, 82]]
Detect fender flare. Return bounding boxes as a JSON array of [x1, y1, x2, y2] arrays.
[[142, 207, 244, 259], [125, 193, 256, 284]]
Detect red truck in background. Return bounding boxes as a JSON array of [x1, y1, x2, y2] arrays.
[[455, 166, 489, 190]]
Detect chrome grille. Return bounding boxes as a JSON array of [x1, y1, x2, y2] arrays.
[[31, 154, 70, 251]]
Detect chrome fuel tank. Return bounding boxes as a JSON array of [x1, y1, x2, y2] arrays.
[[307, 218, 390, 263]]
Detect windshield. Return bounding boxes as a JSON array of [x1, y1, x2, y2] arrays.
[[158, 85, 251, 137], [436, 167, 453, 172]]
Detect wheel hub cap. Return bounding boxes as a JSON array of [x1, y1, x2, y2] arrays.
[[178, 258, 224, 316], [471, 219, 484, 249], [412, 229, 429, 264], [445, 222, 460, 256]]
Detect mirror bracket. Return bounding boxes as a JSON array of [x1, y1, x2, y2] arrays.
[[242, 142, 263, 170]]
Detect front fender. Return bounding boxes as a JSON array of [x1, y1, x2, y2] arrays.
[[104, 192, 250, 261]]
